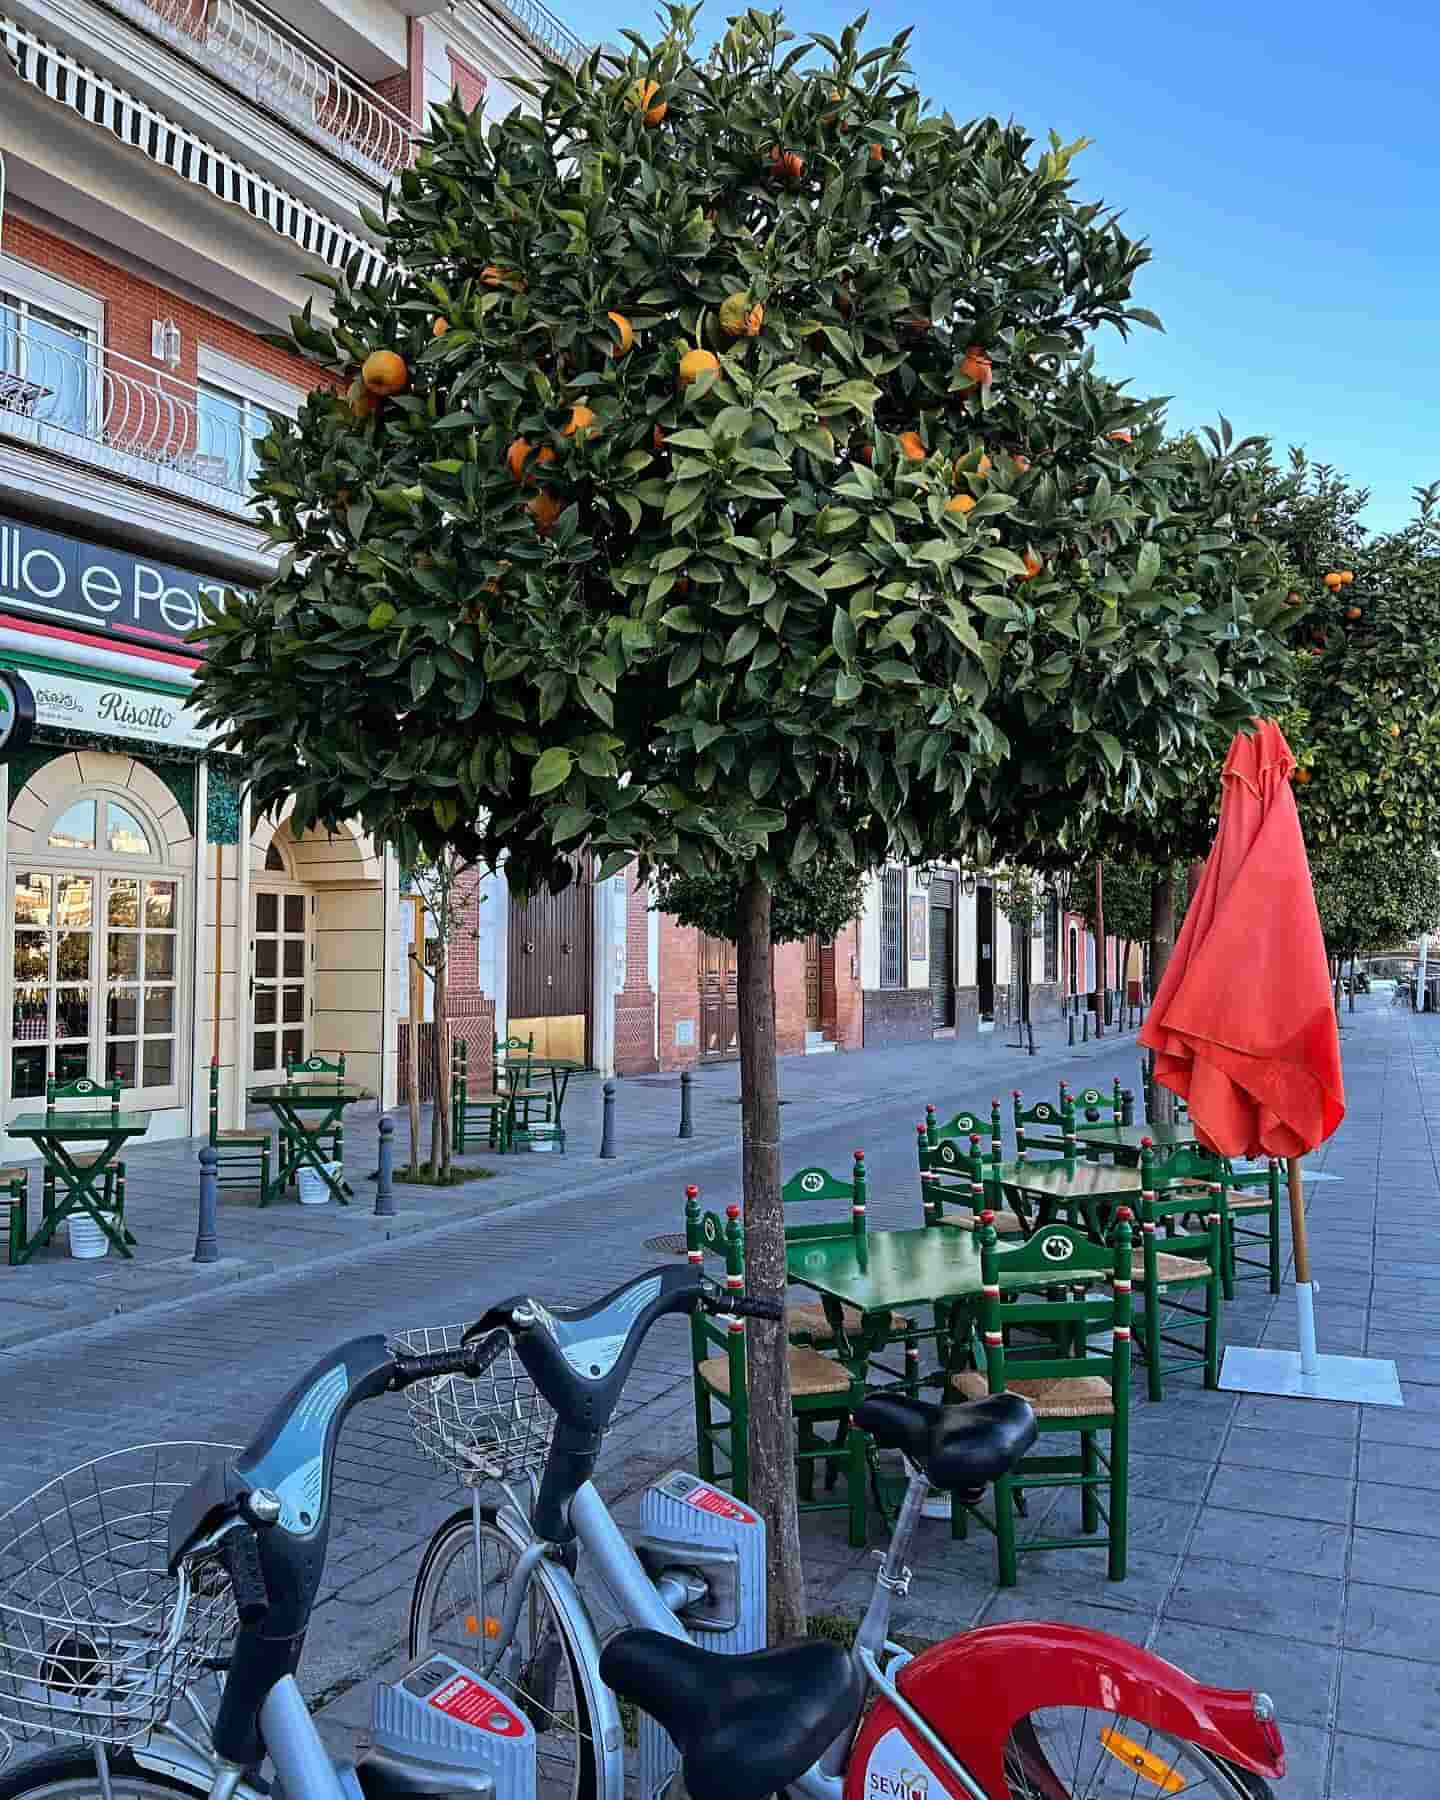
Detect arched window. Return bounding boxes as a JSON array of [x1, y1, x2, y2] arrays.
[[264, 840, 286, 873], [11, 786, 183, 1105]]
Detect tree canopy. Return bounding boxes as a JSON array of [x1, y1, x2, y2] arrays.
[[655, 859, 865, 944], [1311, 842, 1440, 960]]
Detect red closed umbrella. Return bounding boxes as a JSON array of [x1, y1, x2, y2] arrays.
[[1139, 720, 1385, 1401]]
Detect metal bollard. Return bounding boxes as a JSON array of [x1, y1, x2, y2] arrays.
[[1067, 1003, 1075, 1047], [1026, 1021, 1036, 1056], [1082, 1011, 1090, 1043], [193, 1143, 219, 1265], [678, 1069, 694, 1140], [374, 1116, 396, 1218], [1121, 1086, 1136, 1127], [600, 1080, 618, 1158]]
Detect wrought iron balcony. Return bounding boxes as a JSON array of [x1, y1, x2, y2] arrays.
[[483, 0, 588, 70], [0, 321, 260, 517], [109, 0, 418, 181]]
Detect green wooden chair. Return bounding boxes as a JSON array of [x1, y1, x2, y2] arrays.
[[41, 1073, 132, 1246], [494, 1033, 552, 1130], [284, 1052, 347, 1174], [208, 1060, 271, 1194], [686, 1189, 868, 1547], [450, 1040, 514, 1153], [1219, 1156, 1283, 1298], [1063, 1078, 1125, 1159], [1012, 1090, 1077, 1160], [950, 1211, 1134, 1585], [1141, 1060, 1189, 1125], [0, 1165, 28, 1266], [917, 1121, 1027, 1238], [780, 1152, 919, 1390], [925, 1098, 1004, 1170], [1132, 1141, 1224, 1402]]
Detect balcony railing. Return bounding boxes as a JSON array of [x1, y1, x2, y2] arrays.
[[0, 323, 257, 517], [108, 0, 417, 181], [481, 0, 588, 70]]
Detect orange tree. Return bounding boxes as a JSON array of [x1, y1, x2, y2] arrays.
[[1312, 840, 1440, 1002], [193, 7, 1297, 1632]]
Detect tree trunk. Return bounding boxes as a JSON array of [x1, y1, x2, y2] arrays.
[[735, 872, 805, 1642], [1093, 863, 1106, 1038], [407, 971, 423, 1176], [1186, 859, 1204, 906], [1348, 953, 1357, 1013], [434, 951, 452, 1173], [1147, 870, 1177, 1123], [425, 961, 445, 1176]]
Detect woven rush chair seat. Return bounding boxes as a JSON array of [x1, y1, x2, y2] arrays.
[[944, 1208, 1025, 1236], [1225, 1191, 1274, 1213], [787, 1301, 913, 1338], [65, 1150, 119, 1170], [0, 1165, 26, 1183], [951, 1367, 1114, 1421], [216, 1127, 269, 1143], [1129, 1248, 1212, 1283], [699, 1345, 851, 1401]]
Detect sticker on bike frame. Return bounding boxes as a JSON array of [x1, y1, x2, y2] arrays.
[[427, 1672, 528, 1738], [863, 1726, 934, 1799], [685, 1484, 757, 1525]]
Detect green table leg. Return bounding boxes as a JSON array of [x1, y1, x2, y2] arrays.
[[19, 1140, 134, 1261]]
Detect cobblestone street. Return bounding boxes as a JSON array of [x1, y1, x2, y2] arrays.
[[0, 999, 1431, 1795]]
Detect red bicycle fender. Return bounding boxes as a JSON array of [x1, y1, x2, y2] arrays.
[[843, 1623, 1285, 1799]]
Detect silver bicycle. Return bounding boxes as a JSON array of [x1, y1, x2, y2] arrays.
[[0, 1265, 1284, 1800]]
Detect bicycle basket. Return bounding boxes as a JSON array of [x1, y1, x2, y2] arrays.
[[392, 1325, 555, 1484], [0, 1443, 239, 1747]]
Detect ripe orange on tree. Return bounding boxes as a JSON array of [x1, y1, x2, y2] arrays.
[[766, 147, 805, 183], [506, 438, 535, 481], [1346, 606, 1362, 621], [1020, 551, 1044, 582], [678, 348, 719, 388], [1011, 452, 1030, 473], [652, 425, 667, 453], [1390, 723, 1402, 739], [869, 144, 885, 164], [480, 265, 524, 292], [628, 80, 667, 126], [1323, 572, 1346, 591], [1295, 767, 1313, 785], [432, 317, 450, 338], [946, 493, 976, 516], [957, 345, 992, 390], [362, 350, 408, 396], [898, 430, 927, 462], [1108, 428, 1133, 445], [527, 490, 563, 536], [719, 292, 765, 338], [607, 312, 635, 357], [562, 404, 599, 439]]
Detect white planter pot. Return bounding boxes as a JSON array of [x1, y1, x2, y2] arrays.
[[67, 1213, 109, 1259], [296, 1162, 340, 1205]]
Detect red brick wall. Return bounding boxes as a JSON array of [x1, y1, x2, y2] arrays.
[[657, 912, 702, 1072], [773, 938, 807, 1057], [614, 868, 657, 1074], [833, 919, 863, 1049], [446, 48, 488, 114], [6, 217, 330, 399], [374, 18, 425, 137], [443, 861, 494, 1086]]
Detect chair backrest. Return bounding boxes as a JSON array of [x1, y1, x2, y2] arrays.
[[976, 1210, 1134, 1403], [286, 1052, 345, 1089], [686, 1186, 747, 1395], [918, 1125, 989, 1228], [45, 1072, 120, 1118], [1012, 1090, 1076, 1158], [1140, 1142, 1223, 1266], [495, 1034, 536, 1082], [1222, 1155, 1282, 1197], [925, 1099, 1003, 1171], [1063, 1077, 1123, 1126], [782, 1154, 867, 1247]]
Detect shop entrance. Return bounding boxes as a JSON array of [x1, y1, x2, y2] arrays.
[[507, 856, 592, 1062], [929, 876, 956, 1029], [250, 840, 310, 1081], [976, 881, 995, 1022], [698, 934, 739, 1060]]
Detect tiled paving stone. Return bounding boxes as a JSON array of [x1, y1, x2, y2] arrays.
[[1, 999, 1439, 1792]]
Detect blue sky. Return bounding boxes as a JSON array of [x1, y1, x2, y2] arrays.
[[553, 0, 1436, 535]]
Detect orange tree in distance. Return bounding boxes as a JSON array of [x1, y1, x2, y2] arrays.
[[193, 7, 1297, 1635]]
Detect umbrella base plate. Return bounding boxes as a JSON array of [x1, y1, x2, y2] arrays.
[[1220, 1346, 1404, 1407]]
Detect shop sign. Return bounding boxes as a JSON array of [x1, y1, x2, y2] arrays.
[[0, 514, 242, 649], [0, 671, 36, 757], [19, 667, 212, 751]]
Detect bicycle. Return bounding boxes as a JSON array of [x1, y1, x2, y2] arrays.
[[0, 1263, 1285, 1800]]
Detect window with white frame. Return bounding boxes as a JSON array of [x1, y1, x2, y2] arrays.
[[0, 257, 103, 436], [195, 348, 300, 495]]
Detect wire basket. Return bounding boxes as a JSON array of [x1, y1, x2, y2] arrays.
[[0, 1443, 240, 1747], [393, 1325, 555, 1485]]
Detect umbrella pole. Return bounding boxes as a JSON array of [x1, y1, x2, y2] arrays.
[[1289, 1156, 1319, 1376]]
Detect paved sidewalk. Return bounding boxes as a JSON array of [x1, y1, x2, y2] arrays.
[[0, 1009, 1144, 1348], [0, 998, 1429, 1796]]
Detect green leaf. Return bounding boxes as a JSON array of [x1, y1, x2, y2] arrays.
[[531, 748, 574, 795], [835, 669, 864, 703], [724, 623, 761, 664], [368, 602, 397, 630], [549, 805, 591, 844], [832, 608, 859, 663], [1125, 307, 1165, 333], [410, 656, 436, 701], [1132, 540, 1161, 592], [1095, 732, 1124, 774], [821, 556, 870, 589]]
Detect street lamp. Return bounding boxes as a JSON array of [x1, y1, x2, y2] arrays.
[[961, 873, 977, 898]]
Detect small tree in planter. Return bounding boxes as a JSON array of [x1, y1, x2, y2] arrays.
[[194, 9, 1297, 1633], [403, 849, 484, 1180]]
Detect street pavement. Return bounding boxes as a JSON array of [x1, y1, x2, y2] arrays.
[[0, 999, 1429, 1796]]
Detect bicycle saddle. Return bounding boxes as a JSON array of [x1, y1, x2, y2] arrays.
[[599, 1630, 862, 1800], [856, 1392, 1036, 1491]]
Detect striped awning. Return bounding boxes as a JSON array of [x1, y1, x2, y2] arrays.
[[1, 13, 386, 287]]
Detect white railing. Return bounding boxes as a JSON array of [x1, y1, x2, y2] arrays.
[[109, 0, 417, 180], [0, 322, 256, 516], [480, 0, 588, 69]]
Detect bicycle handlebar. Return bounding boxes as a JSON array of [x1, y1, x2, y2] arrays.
[[220, 1524, 269, 1628], [699, 1288, 785, 1323], [389, 1328, 509, 1391]]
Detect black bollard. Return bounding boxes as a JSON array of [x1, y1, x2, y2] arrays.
[[1067, 1002, 1075, 1047], [1026, 1021, 1036, 1056], [1121, 1086, 1136, 1127], [1082, 1011, 1090, 1044], [193, 1144, 219, 1264], [374, 1116, 396, 1217], [678, 1069, 694, 1140], [600, 1080, 618, 1158]]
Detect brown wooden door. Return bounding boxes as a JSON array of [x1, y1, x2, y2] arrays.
[[804, 935, 822, 1030], [699, 934, 738, 1059], [929, 905, 955, 1028], [508, 856, 593, 1061]]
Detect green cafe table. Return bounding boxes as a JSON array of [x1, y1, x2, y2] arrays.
[[994, 1155, 1145, 1238], [8, 1108, 149, 1261], [498, 1056, 583, 1151], [1068, 1120, 1201, 1166], [248, 1080, 373, 1206]]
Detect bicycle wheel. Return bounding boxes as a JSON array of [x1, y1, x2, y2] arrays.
[[0, 1748, 205, 1800], [410, 1506, 599, 1800], [1004, 1711, 1274, 1797]]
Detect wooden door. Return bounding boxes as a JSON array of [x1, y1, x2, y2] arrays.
[[804, 934, 822, 1030], [977, 882, 995, 1019], [508, 856, 593, 1062], [698, 934, 738, 1059], [929, 905, 955, 1028]]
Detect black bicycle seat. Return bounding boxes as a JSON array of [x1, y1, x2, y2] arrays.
[[599, 1630, 862, 1800], [855, 1392, 1036, 1491]]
